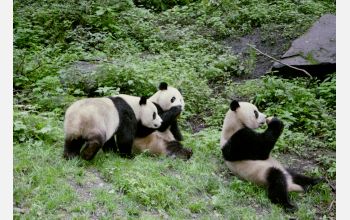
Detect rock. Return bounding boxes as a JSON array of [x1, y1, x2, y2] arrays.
[[272, 14, 336, 78]]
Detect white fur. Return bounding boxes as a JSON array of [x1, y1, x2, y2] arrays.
[[225, 158, 303, 192], [220, 102, 266, 148], [64, 97, 118, 141], [149, 86, 185, 111], [220, 101, 304, 192], [133, 85, 184, 155], [64, 95, 162, 143], [133, 130, 174, 155], [118, 94, 162, 129]]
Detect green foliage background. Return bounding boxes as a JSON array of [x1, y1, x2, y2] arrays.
[[14, 0, 335, 219]]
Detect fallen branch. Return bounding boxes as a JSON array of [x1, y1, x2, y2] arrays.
[[325, 177, 336, 193], [247, 43, 313, 78], [327, 199, 335, 213]]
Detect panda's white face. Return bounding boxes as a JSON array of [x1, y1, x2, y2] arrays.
[[236, 102, 266, 129], [140, 101, 163, 129], [220, 100, 267, 148], [150, 86, 185, 111]]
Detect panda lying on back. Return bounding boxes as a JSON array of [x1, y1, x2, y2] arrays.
[[133, 82, 193, 160], [102, 83, 193, 160], [220, 100, 322, 211]]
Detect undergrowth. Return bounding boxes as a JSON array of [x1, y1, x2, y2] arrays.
[[13, 0, 336, 219]]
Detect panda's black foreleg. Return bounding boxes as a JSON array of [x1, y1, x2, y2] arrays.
[[267, 167, 297, 212], [80, 135, 104, 161], [170, 121, 183, 141], [63, 138, 84, 160], [158, 106, 182, 132], [116, 130, 134, 158], [117, 139, 133, 158], [102, 135, 117, 153], [287, 168, 323, 192]]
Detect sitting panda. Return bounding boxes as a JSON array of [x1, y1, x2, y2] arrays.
[[63, 94, 162, 160], [220, 100, 322, 211], [133, 82, 193, 160]]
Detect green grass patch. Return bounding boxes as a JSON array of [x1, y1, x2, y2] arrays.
[[14, 0, 335, 219]]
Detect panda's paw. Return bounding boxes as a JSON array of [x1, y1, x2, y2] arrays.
[[283, 202, 298, 213], [266, 116, 274, 124], [267, 117, 284, 130], [169, 106, 182, 116], [303, 177, 324, 192]]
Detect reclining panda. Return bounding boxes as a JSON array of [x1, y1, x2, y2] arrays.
[[102, 82, 193, 160], [220, 100, 322, 211], [133, 82, 193, 160]]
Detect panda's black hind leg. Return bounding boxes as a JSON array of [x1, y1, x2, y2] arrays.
[[267, 167, 297, 212], [63, 138, 84, 160], [287, 168, 323, 192], [166, 141, 192, 160], [80, 135, 104, 161], [102, 136, 117, 153]]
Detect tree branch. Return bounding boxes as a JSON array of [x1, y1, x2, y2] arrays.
[[247, 43, 313, 78]]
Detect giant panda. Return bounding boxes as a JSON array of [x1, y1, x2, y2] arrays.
[[63, 94, 162, 160], [132, 82, 193, 160], [220, 100, 322, 211]]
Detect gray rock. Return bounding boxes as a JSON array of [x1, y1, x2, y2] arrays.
[[272, 14, 336, 78]]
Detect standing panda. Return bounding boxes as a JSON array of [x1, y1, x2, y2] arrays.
[[220, 100, 322, 211], [63, 95, 162, 160], [132, 82, 193, 160]]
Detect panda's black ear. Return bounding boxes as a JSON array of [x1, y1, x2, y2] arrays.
[[139, 96, 147, 105], [159, 82, 168, 90], [230, 100, 240, 111]]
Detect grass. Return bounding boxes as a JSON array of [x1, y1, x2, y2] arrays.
[[13, 0, 336, 219]]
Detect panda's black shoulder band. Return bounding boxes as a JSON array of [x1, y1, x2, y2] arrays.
[[159, 82, 168, 90], [139, 96, 147, 105], [230, 100, 240, 111]]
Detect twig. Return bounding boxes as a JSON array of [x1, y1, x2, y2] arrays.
[[247, 43, 313, 78], [25, 62, 43, 75], [325, 177, 336, 193], [327, 199, 335, 213]]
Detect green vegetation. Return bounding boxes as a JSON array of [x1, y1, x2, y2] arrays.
[[14, 0, 335, 219]]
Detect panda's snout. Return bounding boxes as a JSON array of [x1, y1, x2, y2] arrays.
[[154, 118, 162, 128]]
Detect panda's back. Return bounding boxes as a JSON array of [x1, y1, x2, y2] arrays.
[[64, 97, 119, 140]]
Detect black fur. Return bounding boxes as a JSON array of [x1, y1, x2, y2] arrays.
[[159, 82, 168, 90], [267, 167, 297, 212], [230, 100, 240, 111], [287, 169, 323, 192], [222, 118, 284, 161], [166, 141, 192, 160], [102, 135, 117, 153], [170, 120, 183, 141], [103, 96, 138, 158], [135, 102, 189, 159], [221, 107, 322, 211], [63, 138, 84, 159], [136, 104, 182, 138], [80, 134, 104, 160], [139, 96, 147, 105]]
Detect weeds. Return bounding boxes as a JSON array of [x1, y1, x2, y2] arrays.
[[13, 0, 335, 219]]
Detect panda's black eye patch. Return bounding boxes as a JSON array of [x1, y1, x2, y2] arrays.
[[254, 110, 259, 119], [153, 112, 156, 120], [171, 97, 176, 103]]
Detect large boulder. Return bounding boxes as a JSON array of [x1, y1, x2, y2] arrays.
[[272, 14, 336, 78]]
